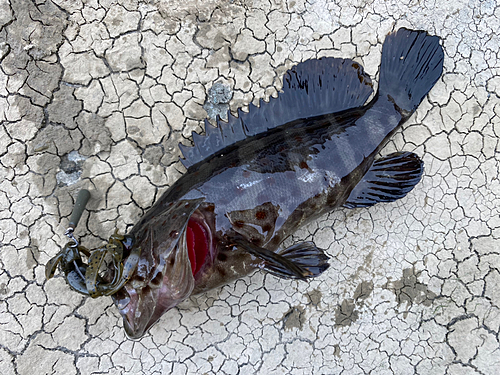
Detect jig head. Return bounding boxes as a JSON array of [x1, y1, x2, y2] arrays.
[[45, 189, 140, 297]]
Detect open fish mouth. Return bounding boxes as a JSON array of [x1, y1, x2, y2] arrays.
[[112, 199, 214, 339]]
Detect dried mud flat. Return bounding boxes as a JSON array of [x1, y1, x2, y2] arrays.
[[1, 0, 500, 374]]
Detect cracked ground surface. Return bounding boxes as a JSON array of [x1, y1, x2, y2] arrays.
[[1, 0, 500, 374]]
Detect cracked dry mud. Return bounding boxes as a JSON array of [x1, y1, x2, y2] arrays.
[[1, 0, 499, 374]]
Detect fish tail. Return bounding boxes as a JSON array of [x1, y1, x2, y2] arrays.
[[378, 28, 444, 115]]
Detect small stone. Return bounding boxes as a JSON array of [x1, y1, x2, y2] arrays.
[[56, 151, 86, 186], [207, 82, 233, 105]]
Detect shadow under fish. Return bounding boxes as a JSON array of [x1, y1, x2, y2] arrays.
[[47, 28, 444, 339]]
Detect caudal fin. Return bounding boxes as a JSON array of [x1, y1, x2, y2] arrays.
[[378, 28, 443, 115]]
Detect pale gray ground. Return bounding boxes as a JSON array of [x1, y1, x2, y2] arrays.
[[0, 0, 499, 374]]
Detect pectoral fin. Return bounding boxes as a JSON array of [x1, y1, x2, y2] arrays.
[[233, 236, 330, 280], [344, 152, 424, 208]]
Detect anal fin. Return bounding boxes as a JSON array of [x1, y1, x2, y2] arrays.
[[344, 151, 424, 209], [234, 236, 330, 280]]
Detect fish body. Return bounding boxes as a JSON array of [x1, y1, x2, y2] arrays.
[[110, 28, 444, 338]]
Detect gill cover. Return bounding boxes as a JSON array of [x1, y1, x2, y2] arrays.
[[112, 198, 204, 339]]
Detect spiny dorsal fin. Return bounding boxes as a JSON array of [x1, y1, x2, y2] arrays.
[[179, 57, 374, 168]]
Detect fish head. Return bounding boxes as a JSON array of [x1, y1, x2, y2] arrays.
[[111, 198, 214, 339]]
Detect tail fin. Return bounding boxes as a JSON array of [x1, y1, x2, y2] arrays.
[[378, 28, 443, 115]]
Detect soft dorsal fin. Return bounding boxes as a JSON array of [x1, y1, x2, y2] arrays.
[[179, 58, 374, 168]]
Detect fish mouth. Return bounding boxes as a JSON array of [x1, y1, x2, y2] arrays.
[[112, 201, 214, 339]]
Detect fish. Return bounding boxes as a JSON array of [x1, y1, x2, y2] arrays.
[[56, 28, 445, 339]]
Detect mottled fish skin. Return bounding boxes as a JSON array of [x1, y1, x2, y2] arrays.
[[112, 28, 444, 339]]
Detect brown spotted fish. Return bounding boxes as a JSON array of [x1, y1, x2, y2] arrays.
[[57, 28, 445, 339]]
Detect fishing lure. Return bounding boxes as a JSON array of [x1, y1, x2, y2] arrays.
[[47, 28, 444, 339]]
